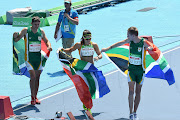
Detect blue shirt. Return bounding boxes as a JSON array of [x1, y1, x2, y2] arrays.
[[58, 9, 78, 38]]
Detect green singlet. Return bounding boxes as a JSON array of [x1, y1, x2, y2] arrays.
[[25, 27, 42, 70], [128, 38, 145, 84]]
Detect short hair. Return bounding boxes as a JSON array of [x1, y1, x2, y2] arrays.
[[128, 27, 138, 36], [32, 16, 40, 23]]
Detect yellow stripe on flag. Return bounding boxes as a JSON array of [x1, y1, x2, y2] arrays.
[[71, 58, 79, 68], [14, 46, 20, 54], [13, 54, 18, 65], [106, 53, 129, 61], [124, 70, 128, 75]]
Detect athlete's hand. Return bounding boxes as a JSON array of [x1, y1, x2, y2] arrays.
[[47, 47, 52, 51], [94, 57, 99, 62], [61, 48, 64, 51], [61, 48, 68, 53], [146, 46, 153, 51], [13, 32, 19, 39]]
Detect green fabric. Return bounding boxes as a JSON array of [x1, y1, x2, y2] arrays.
[[83, 72, 96, 99], [129, 70, 145, 84], [27, 27, 42, 70], [128, 38, 144, 71]]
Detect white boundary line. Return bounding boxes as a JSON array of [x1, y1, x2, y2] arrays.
[[163, 46, 180, 54], [13, 70, 119, 112], [13, 46, 180, 112]]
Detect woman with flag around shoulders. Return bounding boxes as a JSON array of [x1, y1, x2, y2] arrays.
[[62, 29, 102, 113]]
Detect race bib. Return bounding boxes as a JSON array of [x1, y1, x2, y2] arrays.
[[81, 48, 94, 56], [64, 25, 70, 32], [129, 55, 142, 65], [29, 43, 41, 52]]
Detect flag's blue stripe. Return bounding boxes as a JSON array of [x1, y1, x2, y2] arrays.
[[146, 65, 165, 79], [88, 64, 98, 71], [81, 64, 98, 73], [93, 71, 110, 98], [164, 68, 175, 85], [80, 63, 110, 98], [146, 65, 175, 85], [20, 66, 30, 77]]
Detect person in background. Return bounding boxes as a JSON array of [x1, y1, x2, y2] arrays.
[[54, 0, 79, 56]]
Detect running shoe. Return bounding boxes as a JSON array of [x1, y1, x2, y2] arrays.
[[31, 100, 36, 105], [83, 104, 92, 114], [129, 113, 134, 120], [133, 113, 139, 120], [83, 104, 87, 111], [35, 97, 41, 104], [31, 96, 36, 105]]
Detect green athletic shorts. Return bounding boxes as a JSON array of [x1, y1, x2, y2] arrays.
[[128, 70, 145, 85]]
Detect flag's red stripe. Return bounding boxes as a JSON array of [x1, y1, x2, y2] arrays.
[[123, 43, 129, 46], [145, 40, 161, 61], [41, 40, 50, 57], [63, 68, 93, 109]]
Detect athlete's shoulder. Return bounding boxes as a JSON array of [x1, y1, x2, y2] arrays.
[[22, 27, 28, 31], [24, 27, 28, 30], [21, 27, 28, 35], [92, 42, 99, 48], [40, 28, 44, 32], [91, 42, 97, 45], [75, 42, 81, 46], [74, 42, 81, 49]]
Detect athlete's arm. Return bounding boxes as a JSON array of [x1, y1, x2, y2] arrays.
[[144, 40, 153, 51], [93, 43, 102, 61], [101, 38, 130, 52], [13, 28, 27, 42], [41, 30, 52, 51], [62, 43, 81, 53]]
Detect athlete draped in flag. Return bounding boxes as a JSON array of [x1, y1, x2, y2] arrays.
[[62, 29, 102, 113], [13, 16, 52, 105], [101, 27, 153, 120]]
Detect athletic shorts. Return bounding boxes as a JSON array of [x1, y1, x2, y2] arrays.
[[62, 38, 74, 56], [26, 61, 43, 71], [127, 70, 145, 85]]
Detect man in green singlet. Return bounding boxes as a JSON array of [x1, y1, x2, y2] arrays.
[[101, 27, 153, 120], [13, 16, 52, 105]]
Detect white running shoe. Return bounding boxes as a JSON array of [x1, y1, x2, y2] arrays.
[[129, 114, 134, 120], [133, 113, 139, 120]]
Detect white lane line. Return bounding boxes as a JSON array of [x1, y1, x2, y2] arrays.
[[163, 46, 180, 54], [13, 70, 119, 112], [40, 87, 75, 101], [13, 87, 75, 112], [13, 45, 180, 112]]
